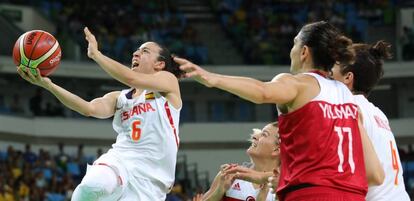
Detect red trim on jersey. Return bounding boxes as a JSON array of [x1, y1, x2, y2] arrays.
[[164, 101, 179, 147], [94, 163, 123, 185], [308, 70, 328, 78]]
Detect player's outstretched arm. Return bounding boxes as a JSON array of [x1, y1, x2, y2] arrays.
[[83, 27, 179, 96], [17, 67, 119, 119], [358, 112, 385, 186], [174, 57, 298, 104]]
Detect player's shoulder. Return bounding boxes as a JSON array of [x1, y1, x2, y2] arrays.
[[272, 73, 294, 80], [105, 91, 122, 98], [155, 70, 179, 81], [271, 73, 299, 84]]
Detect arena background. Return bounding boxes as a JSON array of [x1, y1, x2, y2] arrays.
[[0, 0, 414, 200]]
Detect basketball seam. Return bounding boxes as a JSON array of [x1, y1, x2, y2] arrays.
[[32, 37, 57, 60], [28, 32, 44, 66]]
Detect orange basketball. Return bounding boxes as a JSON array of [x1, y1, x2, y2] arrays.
[[13, 30, 62, 76]]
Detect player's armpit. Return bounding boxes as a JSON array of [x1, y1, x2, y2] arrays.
[[88, 91, 120, 119], [264, 73, 299, 105]]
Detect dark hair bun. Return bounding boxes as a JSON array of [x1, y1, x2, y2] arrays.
[[370, 40, 392, 60]]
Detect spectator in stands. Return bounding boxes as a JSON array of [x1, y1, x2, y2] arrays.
[[55, 143, 69, 172], [23, 144, 37, 165], [166, 183, 188, 201], [0, 183, 14, 201]]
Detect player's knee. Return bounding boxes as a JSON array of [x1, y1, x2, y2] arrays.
[[72, 182, 109, 200]]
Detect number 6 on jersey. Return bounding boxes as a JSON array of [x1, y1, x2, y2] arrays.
[[131, 120, 142, 141]]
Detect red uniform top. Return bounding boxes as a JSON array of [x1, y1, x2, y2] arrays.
[[277, 73, 368, 199]]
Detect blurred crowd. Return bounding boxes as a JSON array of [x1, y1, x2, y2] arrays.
[[2, 0, 414, 65], [0, 144, 205, 201], [0, 144, 103, 201], [2, 0, 209, 64], [211, 0, 399, 64]]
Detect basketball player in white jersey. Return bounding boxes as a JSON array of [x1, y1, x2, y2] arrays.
[[16, 27, 184, 200], [330, 41, 410, 201], [202, 122, 279, 201]]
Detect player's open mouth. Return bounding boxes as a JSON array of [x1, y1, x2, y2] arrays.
[[132, 61, 139, 68], [251, 142, 257, 148]]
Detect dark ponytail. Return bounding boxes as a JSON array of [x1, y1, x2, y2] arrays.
[[299, 21, 355, 71], [157, 43, 185, 78], [369, 40, 392, 61]]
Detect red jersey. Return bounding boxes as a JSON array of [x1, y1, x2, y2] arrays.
[[277, 73, 368, 199]]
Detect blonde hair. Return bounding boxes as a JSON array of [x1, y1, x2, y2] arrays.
[[248, 122, 279, 145]]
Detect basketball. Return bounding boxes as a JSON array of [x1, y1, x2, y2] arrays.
[[12, 30, 61, 76]]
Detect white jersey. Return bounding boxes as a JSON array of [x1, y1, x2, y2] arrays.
[[354, 95, 409, 201], [110, 89, 180, 191], [224, 179, 276, 201]]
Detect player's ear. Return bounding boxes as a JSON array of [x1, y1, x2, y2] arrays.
[[154, 60, 165, 71], [300, 45, 310, 63], [343, 71, 354, 85]]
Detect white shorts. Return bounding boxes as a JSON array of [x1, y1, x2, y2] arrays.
[[93, 151, 167, 201]]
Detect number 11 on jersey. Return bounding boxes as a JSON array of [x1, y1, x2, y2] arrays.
[[335, 126, 355, 173]]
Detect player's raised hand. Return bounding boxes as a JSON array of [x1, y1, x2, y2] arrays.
[[267, 168, 280, 194], [192, 193, 203, 201], [173, 57, 218, 87], [17, 67, 51, 88], [84, 27, 100, 60], [217, 163, 237, 192], [224, 165, 271, 185]]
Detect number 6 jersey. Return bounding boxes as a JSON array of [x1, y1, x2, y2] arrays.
[[111, 89, 180, 191]]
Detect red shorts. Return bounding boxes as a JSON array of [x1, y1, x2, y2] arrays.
[[282, 186, 365, 201]]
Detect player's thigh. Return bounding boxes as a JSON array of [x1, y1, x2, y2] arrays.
[[119, 178, 166, 201]]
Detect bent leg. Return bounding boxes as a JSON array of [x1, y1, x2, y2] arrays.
[[71, 164, 121, 201]]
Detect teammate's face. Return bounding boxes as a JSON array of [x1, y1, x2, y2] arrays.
[[330, 63, 354, 91], [131, 42, 163, 74], [330, 64, 345, 82], [247, 124, 279, 159], [290, 33, 303, 73]]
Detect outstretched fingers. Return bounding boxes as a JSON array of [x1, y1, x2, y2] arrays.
[[17, 67, 38, 83], [173, 57, 190, 65], [84, 27, 94, 41], [16, 67, 30, 81]]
